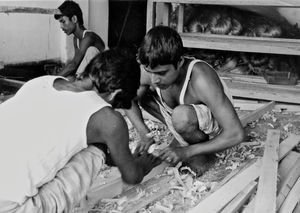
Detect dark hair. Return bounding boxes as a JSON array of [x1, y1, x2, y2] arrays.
[[84, 48, 141, 109], [137, 26, 184, 69], [54, 1, 84, 25]]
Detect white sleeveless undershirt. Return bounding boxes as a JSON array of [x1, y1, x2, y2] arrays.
[[0, 76, 110, 204]]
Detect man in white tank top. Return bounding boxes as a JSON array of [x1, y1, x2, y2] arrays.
[[0, 48, 160, 213], [54, 1, 105, 80], [125, 26, 244, 176]]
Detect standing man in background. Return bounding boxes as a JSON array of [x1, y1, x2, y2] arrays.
[[54, 0, 105, 80]]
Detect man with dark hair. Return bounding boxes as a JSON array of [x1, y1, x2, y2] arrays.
[[0, 48, 160, 212], [125, 26, 244, 175], [54, 0, 105, 80]]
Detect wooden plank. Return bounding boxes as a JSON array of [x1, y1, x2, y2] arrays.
[[278, 151, 300, 187], [151, 0, 300, 7], [239, 101, 275, 127], [234, 102, 300, 112], [146, 0, 155, 31], [161, 3, 170, 26], [224, 79, 300, 104], [292, 201, 300, 213], [189, 159, 262, 213], [278, 177, 300, 213], [181, 34, 300, 56], [278, 134, 300, 161], [190, 134, 300, 213], [113, 175, 173, 213], [176, 4, 184, 33], [242, 196, 256, 213], [221, 181, 257, 213], [87, 162, 168, 207], [0, 6, 57, 14], [277, 156, 300, 211], [253, 129, 280, 213], [220, 73, 300, 85]]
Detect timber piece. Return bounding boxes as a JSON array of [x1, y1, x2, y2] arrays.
[[253, 129, 280, 213], [222, 78, 300, 104], [188, 159, 262, 213], [0, 6, 57, 14], [234, 102, 300, 112], [278, 177, 300, 213], [220, 181, 257, 213], [189, 134, 300, 213], [181, 33, 300, 56], [292, 201, 300, 213], [112, 175, 174, 213], [239, 101, 275, 127], [150, 0, 300, 7], [277, 156, 300, 211], [87, 162, 168, 207], [278, 134, 300, 160], [241, 196, 256, 213], [278, 151, 300, 188]]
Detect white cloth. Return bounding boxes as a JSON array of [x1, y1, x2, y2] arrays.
[[155, 58, 233, 146], [75, 30, 101, 78], [0, 76, 110, 205]]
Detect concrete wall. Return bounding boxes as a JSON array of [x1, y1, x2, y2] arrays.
[[0, 0, 108, 65]]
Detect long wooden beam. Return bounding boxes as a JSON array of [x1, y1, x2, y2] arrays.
[[0, 6, 57, 14], [189, 134, 300, 213], [253, 129, 280, 213], [278, 177, 300, 213], [150, 0, 300, 7], [239, 101, 275, 127], [277, 156, 300, 211]]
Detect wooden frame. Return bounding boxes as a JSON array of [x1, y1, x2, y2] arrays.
[[0, 6, 57, 14], [146, 0, 300, 104]]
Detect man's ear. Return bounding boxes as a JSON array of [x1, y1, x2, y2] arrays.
[[71, 15, 78, 23], [177, 56, 185, 68], [108, 89, 122, 102]]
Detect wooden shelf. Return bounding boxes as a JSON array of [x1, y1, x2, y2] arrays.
[[147, 0, 300, 104], [150, 0, 300, 7], [181, 34, 300, 55]]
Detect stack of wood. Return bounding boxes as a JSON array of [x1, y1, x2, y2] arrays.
[[189, 129, 300, 213]]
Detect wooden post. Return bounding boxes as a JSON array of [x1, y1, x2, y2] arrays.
[[253, 129, 280, 213]]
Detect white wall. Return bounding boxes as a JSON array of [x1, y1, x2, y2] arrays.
[[0, 0, 108, 65], [0, 1, 62, 64]]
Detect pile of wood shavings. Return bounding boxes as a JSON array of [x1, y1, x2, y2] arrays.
[[91, 109, 300, 212]]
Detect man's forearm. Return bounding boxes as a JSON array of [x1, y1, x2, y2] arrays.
[[125, 101, 150, 135], [185, 130, 244, 158], [58, 62, 77, 77]]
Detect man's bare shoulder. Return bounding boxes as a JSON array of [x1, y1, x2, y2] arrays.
[[191, 61, 220, 85], [84, 31, 105, 48], [188, 61, 224, 99], [88, 106, 126, 135]]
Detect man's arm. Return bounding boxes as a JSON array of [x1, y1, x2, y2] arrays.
[[124, 69, 155, 152], [185, 62, 244, 157], [58, 36, 93, 77], [160, 63, 244, 163], [88, 107, 159, 184]]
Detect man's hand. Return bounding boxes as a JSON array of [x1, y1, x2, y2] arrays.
[[158, 146, 189, 164], [134, 151, 161, 176], [135, 132, 155, 154]]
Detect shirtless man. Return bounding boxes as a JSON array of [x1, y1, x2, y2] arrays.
[[0, 48, 160, 212], [125, 26, 244, 175], [54, 1, 105, 80]]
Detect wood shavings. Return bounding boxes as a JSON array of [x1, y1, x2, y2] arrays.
[[180, 166, 197, 177], [172, 167, 187, 189], [153, 203, 173, 213]]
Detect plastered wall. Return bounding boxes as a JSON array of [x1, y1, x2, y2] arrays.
[[0, 0, 108, 65]]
